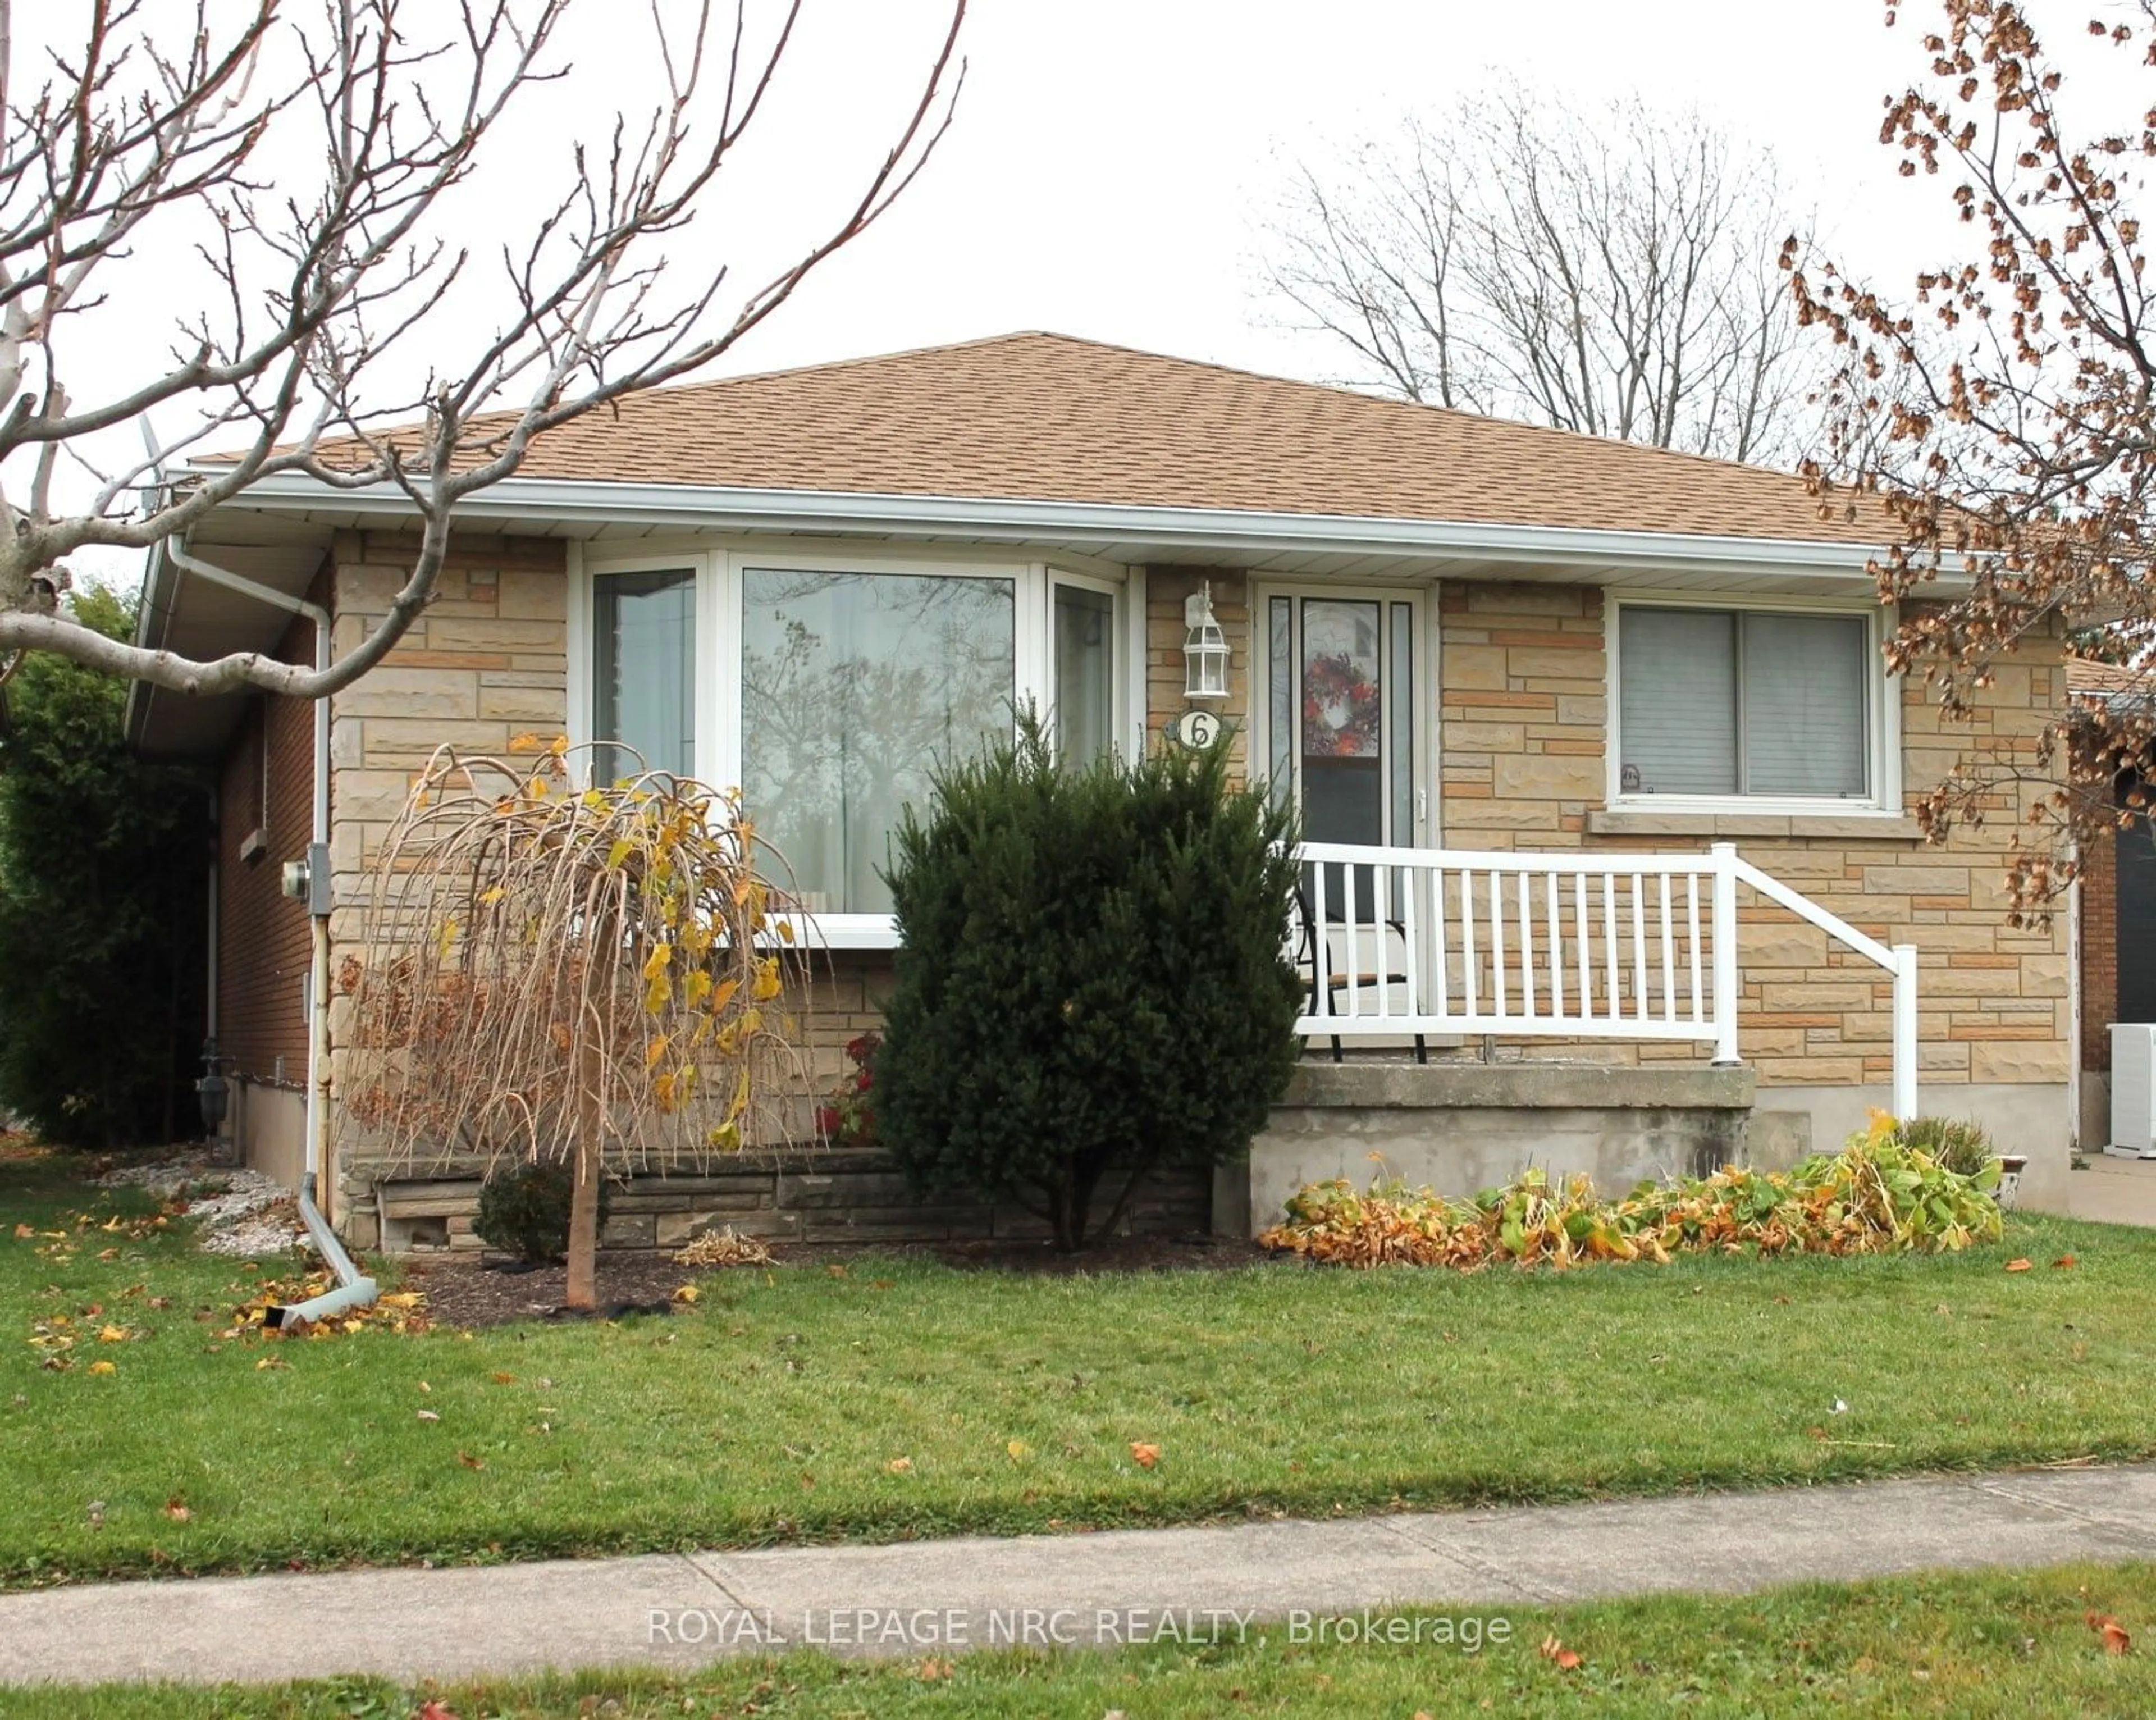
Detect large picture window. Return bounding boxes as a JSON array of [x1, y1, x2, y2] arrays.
[[1616, 603, 1873, 801], [742, 569, 1015, 915], [582, 553, 1127, 934]]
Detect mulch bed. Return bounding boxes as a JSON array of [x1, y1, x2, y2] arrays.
[[399, 1233, 1272, 1329]]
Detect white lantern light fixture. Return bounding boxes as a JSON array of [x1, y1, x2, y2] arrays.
[[1182, 580, 1230, 701]]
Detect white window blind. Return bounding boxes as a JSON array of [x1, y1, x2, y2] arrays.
[[1743, 613, 1867, 796], [1619, 605, 1871, 800], [1619, 608, 1738, 795]]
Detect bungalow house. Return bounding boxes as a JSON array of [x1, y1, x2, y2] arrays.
[[124, 333, 2074, 1248]]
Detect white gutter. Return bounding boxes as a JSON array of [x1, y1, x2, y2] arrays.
[[194, 469, 1892, 581], [164, 538, 373, 1327]]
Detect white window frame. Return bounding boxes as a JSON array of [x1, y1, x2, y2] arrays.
[[570, 538, 1135, 948], [1248, 580, 1437, 845], [1606, 590, 1902, 818]]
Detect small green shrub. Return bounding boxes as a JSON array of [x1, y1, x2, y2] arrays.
[[876, 714, 1304, 1251], [1897, 1115, 1997, 1177], [473, 1158, 610, 1263]]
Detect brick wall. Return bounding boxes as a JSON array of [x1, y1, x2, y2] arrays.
[[2081, 823, 2117, 1074], [1428, 581, 2070, 1091], [216, 610, 318, 1087], [1144, 567, 1250, 776]]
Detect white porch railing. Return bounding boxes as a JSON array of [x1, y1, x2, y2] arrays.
[[1292, 840, 1920, 1119]]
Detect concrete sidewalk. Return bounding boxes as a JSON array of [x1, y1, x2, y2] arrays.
[[7, 1463, 2156, 1687]]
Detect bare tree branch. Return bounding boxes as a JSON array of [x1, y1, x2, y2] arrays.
[[1259, 85, 1826, 467], [0, 0, 969, 700]]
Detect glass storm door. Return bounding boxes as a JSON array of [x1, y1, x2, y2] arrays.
[[1263, 590, 1423, 917]]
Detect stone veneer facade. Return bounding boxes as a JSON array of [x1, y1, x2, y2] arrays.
[[281, 538, 2076, 1239]]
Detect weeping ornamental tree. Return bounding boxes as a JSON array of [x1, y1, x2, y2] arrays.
[[875, 721, 1304, 1252], [342, 743, 803, 1307]]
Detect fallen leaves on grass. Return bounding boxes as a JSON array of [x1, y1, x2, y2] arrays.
[[1540, 1635, 1583, 1671], [673, 1284, 699, 1304], [2055, 1255, 2078, 1270], [1130, 1442, 1161, 1470], [163, 1498, 191, 1522], [2088, 1610, 2133, 1654], [222, 1273, 430, 1340], [86, 1359, 115, 1376], [885, 1456, 913, 1474], [672, 1226, 772, 1269], [457, 1451, 486, 1471], [2005, 1258, 2034, 1273]]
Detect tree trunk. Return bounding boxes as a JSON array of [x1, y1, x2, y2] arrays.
[[565, 1036, 603, 1310]]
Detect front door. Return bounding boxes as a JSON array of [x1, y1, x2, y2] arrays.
[[1257, 588, 1426, 850]]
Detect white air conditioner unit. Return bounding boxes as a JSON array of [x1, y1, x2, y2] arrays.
[[2109, 1024, 2156, 1158]]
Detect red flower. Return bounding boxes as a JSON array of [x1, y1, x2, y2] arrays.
[[814, 1106, 841, 1136]]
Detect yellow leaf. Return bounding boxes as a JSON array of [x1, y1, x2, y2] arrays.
[[885, 1456, 913, 1474], [549, 734, 570, 755], [87, 1359, 116, 1376], [1130, 1441, 1161, 1470], [97, 1325, 126, 1343], [478, 885, 505, 907], [508, 732, 546, 754], [709, 976, 741, 1013], [606, 838, 634, 869], [777, 919, 795, 944], [673, 1284, 700, 1303], [1006, 1439, 1031, 1460], [642, 943, 673, 980], [645, 1034, 670, 1071]]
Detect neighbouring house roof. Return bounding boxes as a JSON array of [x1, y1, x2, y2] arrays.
[[2068, 659, 2150, 700], [293, 332, 1890, 546]]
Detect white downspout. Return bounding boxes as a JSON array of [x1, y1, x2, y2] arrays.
[[2068, 847, 2084, 1152], [164, 539, 373, 1326]]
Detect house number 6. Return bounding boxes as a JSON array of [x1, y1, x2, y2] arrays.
[[1168, 709, 1222, 749]]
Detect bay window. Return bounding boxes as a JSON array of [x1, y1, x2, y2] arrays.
[[1614, 599, 1883, 805], [581, 551, 1131, 934]]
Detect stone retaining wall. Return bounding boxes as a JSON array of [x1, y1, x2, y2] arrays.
[[358, 1149, 1212, 1254]]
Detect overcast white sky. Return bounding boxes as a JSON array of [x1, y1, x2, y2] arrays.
[[716, 0, 1966, 381], [36, 0, 2148, 589]]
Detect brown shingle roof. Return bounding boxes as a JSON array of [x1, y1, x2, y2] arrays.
[[332, 332, 1895, 544], [2069, 659, 2151, 698]]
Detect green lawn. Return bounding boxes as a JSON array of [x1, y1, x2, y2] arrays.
[[12, 1563, 2156, 1717], [4, 1148, 2155, 1589]]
